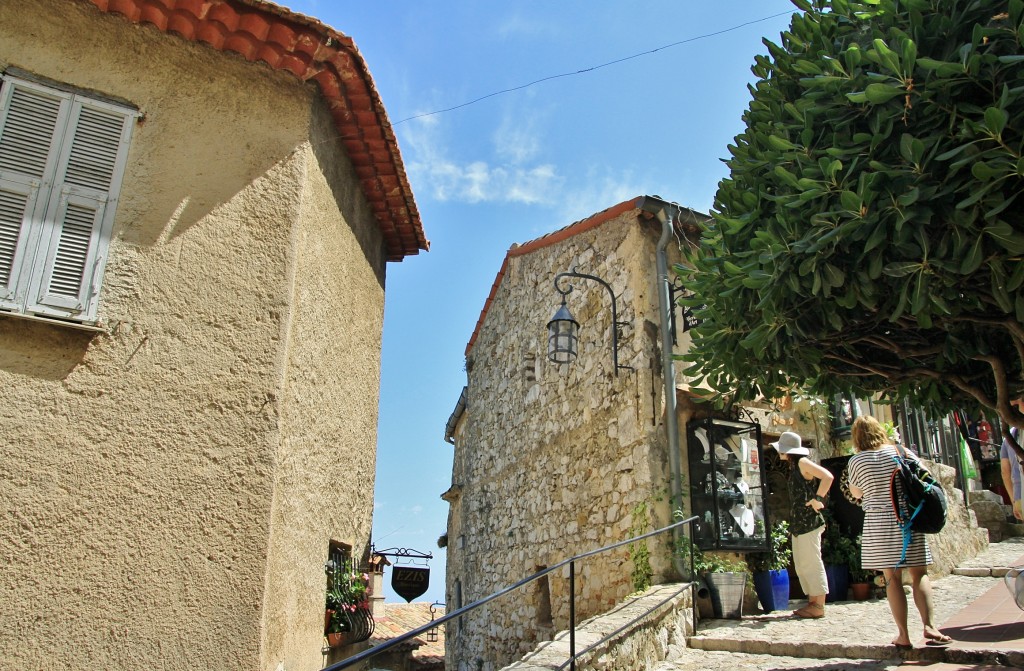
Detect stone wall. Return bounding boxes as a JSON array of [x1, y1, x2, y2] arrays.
[[926, 460, 990, 577], [447, 208, 685, 670], [501, 583, 695, 671]]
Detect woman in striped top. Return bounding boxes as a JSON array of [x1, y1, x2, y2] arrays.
[[847, 415, 951, 649]]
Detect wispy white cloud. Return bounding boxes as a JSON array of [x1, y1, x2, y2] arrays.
[[398, 105, 672, 218], [495, 14, 560, 40], [555, 167, 659, 223], [494, 112, 542, 164], [401, 113, 564, 205]]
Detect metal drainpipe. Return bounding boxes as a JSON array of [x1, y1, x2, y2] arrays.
[[636, 196, 687, 579]]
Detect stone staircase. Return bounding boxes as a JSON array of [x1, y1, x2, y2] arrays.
[[969, 489, 1024, 542], [501, 538, 1024, 671]]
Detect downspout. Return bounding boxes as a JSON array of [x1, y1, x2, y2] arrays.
[[635, 196, 686, 579]]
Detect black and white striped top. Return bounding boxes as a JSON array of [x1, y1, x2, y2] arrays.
[[848, 446, 931, 568]]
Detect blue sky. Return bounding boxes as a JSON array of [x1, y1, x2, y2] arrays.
[[283, 1, 797, 605]]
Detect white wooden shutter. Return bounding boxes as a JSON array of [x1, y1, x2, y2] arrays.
[[28, 99, 133, 319], [0, 80, 67, 310], [0, 177, 43, 304], [32, 189, 106, 312]]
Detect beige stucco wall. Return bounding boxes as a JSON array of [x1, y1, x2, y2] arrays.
[[446, 212, 684, 670], [0, 2, 383, 669]]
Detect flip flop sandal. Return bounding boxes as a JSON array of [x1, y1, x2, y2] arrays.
[[793, 605, 825, 618], [925, 635, 952, 646]]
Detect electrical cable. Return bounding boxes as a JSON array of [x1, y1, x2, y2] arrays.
[[392, 10, 794, 125]]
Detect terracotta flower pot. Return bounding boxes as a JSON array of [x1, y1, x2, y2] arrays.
[[850, 582, 871, 601], [326, 632, 347, 648]]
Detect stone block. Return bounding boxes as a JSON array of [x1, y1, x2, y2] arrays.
[[952, 567, 991, 577], [971, 500, 1008, 537], [968, 489, 1004, 504]]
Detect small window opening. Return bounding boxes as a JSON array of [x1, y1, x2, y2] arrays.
[[535, 567, 553, 628]]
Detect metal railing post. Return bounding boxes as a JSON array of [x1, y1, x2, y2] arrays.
[[569, 559, 576, 671], [689, 518, 698, 636], [320, 516, 697, 671]]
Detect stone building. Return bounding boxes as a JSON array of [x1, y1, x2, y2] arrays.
[[441, 197, 989, 670], [0, 2, 427, 670], [442, 196, 707, 670]]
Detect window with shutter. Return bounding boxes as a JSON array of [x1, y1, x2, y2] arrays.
[[0, 73, 136, 325]]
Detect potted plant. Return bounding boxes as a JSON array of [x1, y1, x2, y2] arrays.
[[692, 545, 748, 620], [848, 535, 874, 600], [325, 559, 370, 647], [746, 520, 792, 613]]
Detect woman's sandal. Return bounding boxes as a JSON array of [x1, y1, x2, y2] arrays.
[[924, 631, 952, 646], [793, 603, 825, 618]]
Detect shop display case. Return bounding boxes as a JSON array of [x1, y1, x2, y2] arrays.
[[686, 417, 769, 551]]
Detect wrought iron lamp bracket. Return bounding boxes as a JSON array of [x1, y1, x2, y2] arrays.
[[553, 268, 633, 376]]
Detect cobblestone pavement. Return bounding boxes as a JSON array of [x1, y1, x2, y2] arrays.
[[653, 538, 1024, 671]]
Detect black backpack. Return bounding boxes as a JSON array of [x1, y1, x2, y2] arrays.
[[890, 444, 947, 564]]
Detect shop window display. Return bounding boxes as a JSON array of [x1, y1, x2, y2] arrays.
[[687, 417, 769, 551]]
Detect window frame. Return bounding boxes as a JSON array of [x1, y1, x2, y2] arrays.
[[0, 71, 137, 327]]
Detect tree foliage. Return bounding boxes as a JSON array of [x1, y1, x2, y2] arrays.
[[680, 0, 1024, 428]]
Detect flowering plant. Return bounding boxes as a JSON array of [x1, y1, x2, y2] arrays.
[[326, 559, 370, 632]]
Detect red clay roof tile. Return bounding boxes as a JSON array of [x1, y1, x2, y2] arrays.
[[138, 4, 169, 29], [165, 12, 196, 39], [84, 0, 428, 261], [370, 602, 446, 668]]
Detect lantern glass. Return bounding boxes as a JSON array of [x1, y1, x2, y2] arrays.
[[547, 304, 579, 364]]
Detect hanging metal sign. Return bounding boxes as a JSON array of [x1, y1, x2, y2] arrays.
[[670, 281, 704, 333], [391, 566, 430, 602], [682, 304, 705, 331]]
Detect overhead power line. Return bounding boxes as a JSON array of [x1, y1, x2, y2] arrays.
[[393, 10, 794, 125]]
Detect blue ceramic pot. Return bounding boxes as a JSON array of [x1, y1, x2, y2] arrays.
[[752, 569, 790, 613], [825, 564, 849, 603]]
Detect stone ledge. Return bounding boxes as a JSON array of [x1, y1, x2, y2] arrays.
[[952, 566, 1014, 577], [502, 583, 696, 671], [687, 635, 1023, 666]]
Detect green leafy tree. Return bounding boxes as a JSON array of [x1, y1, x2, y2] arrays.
[[681, 0, 1024, 429]]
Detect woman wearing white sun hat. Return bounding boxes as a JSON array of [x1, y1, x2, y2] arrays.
[[772, 431, 834, 618]]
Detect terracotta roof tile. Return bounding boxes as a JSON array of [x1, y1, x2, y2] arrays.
[[84, 0, 429, 261], [138, 3, 169, 29], [370, 602, 445, 668]]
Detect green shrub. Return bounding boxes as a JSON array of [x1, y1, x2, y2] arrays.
[[746, 520, 792, 573]]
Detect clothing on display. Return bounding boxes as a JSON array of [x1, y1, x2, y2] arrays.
[[729, 503, 755, 537]]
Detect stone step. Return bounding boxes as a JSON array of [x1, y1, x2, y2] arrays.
[[653, 648, 904, 670]]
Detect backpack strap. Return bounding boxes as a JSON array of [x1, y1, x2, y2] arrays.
[[891, 444, 916, 568], [898, 524, 912, 567]]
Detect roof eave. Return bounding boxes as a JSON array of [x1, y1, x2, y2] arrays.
[[84, 0, 429, 261]]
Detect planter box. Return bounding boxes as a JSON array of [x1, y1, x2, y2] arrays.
[[704, 572, 746, 619]]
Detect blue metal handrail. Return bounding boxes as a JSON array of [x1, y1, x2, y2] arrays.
[[322, 515, 698, 671]]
